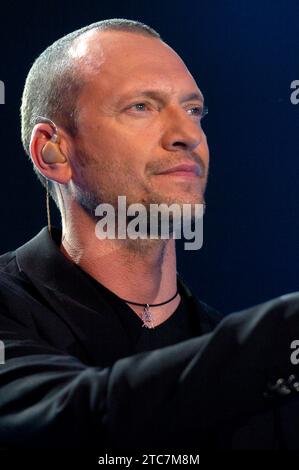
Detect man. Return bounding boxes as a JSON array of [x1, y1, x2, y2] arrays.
[[0, 18, 299, 450]]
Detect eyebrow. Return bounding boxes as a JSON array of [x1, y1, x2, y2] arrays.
[[120, 89, 204, 105]]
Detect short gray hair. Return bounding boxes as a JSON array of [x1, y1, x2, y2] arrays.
[[20, 19, 161, 206]]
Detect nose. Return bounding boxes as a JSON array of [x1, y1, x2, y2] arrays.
[[161, 106, 204, 152]]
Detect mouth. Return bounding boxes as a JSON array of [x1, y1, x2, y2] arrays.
[[155, 163, 202, 179], [156, 171, 199, 179]]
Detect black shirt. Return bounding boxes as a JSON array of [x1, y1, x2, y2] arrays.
[[78, 266, 197, 354]]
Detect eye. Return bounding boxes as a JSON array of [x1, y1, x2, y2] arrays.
[[187, 105, 208, 119], [130, 103, 149, 111]]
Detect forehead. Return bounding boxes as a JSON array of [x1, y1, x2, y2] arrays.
[[70, 30, 202, 100]]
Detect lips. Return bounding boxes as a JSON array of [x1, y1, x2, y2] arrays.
[[157, 163, 201, 176]]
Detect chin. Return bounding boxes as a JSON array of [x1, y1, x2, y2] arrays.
[[169, 192, 205, 206]]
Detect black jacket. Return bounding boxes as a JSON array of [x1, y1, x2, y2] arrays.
[[0, 226, 299, 450]]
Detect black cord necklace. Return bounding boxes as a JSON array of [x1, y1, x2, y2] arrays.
[[119, 289, 179, 329]]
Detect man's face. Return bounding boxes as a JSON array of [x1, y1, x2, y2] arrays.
[[68, 30, 209, 217]]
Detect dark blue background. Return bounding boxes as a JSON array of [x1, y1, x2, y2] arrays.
[[0, 0, 298, 314]]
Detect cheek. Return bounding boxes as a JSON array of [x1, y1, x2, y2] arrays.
[[91, 126, 142, 162], [78, 119, 158, 180], [200, 134, 210, 161], [204, 146, 210, 165]]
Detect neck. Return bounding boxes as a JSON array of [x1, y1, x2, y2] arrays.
[[59, 202, 181, 324]]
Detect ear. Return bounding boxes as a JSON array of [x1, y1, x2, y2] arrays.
[[29, 123, 72, 184]]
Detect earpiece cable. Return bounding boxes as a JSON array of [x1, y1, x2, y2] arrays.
[[46, 179, 52, 236]]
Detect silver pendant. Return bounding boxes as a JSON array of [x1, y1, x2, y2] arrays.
[[142, 304, 155, 329]]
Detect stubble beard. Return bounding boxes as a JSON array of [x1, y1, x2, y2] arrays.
[[73, 149, 207, 238]]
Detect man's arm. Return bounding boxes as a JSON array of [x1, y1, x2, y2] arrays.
[[1, 293, 299, 449]]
